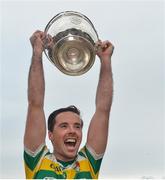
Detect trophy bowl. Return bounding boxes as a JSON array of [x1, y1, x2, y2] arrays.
[[44, 11, 99, 76]]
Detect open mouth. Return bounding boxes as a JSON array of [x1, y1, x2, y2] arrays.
[[64, 138, 77, 148]]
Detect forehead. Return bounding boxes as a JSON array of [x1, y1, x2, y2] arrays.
[[55, 111, 81, 124]]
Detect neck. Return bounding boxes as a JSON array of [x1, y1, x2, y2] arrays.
[[53, 150, 76, 162]]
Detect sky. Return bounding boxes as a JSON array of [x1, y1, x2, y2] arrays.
[[0, 0, 164, 179]]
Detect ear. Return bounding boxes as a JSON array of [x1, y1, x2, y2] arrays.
[[48, 130, 53, 140]]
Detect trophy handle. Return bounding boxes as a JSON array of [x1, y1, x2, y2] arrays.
[[94, 43, 102, 54]]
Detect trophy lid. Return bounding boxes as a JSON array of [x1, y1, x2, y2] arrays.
[[44, 11, 99, 76]]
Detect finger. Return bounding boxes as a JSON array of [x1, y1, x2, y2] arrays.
[[101, 40, 110, 47], [32, 30, 44, 37], [95, 39, 102, 46], [41, 33, 47, 41], [47, 34, 53, 39], [44, 35, 54, 49], [102, 41, 114, 50], [94, 40, 102, 52], [32, 31, 46, 41]]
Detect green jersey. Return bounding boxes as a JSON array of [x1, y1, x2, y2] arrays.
[[24, 144, 103, 179]]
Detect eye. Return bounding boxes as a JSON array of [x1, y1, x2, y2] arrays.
[[75, 124, 81, 129], [60, 124, 67, 128]]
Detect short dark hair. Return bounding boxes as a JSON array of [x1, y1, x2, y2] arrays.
[[48, 105, 83, 132]]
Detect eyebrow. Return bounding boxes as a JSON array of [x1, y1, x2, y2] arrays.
[[58, 122, 81, 126], [74, 122, 81, 126], [59, 122, 68, 126]]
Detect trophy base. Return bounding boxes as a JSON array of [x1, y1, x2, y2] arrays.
[[48, 28, 96, 76]]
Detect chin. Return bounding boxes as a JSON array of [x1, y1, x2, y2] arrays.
[[65, 149, 78, 160]]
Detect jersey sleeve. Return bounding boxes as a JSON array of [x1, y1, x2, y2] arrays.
[[24, 144, 49, 179], [80, 144, 104, 178]]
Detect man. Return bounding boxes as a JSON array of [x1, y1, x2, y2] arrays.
[[24, 30, 114, 179]]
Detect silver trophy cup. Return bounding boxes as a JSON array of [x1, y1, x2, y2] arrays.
[[44, 11, 99, 76]]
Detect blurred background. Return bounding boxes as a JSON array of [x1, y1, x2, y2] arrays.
[[0, 0, 164, 179]]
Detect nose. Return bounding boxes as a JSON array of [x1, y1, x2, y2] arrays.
[[68, 125, 76, 134]]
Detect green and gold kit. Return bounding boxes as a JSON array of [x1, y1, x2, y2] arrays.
[[24, 144, 103, 179]]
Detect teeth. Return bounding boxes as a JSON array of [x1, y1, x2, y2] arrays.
[[65, 139, 76, 143]]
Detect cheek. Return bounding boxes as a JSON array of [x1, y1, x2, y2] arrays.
[[51, 133, 64, 147], [53, 130, 66, 141], [77, 130, 82, 139]]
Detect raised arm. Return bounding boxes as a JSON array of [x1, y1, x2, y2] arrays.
[[24, 31, 52, 152], [86, 40, 114, 155]]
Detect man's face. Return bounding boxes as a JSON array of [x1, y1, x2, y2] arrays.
[[48, 111, 83, 161]]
